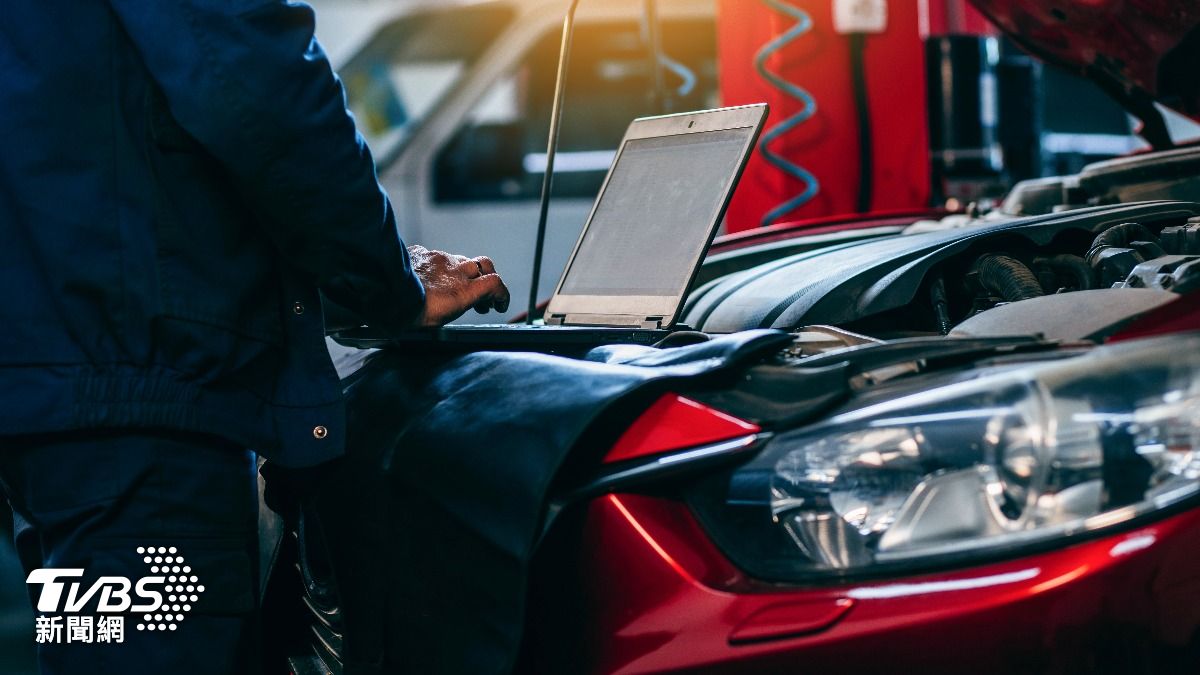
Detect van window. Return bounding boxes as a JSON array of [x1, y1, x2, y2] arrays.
[[433, 19, 719, 204], [341, 6, 514, 163]]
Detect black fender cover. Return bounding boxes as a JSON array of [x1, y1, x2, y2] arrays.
[[303, 330, 791, 674]]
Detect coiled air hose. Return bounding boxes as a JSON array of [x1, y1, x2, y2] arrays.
[[754, 0, 820, 226]]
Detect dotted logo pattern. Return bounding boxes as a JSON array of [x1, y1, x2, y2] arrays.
[[133, 547, 205, 632]]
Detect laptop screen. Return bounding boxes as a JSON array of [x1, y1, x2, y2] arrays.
[[556, 127, 753, 298]]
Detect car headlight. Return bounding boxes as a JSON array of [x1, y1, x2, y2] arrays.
[[687, 334, 1200, 581]]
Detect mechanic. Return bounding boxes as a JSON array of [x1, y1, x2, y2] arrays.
[[0, 1, 509, 673]]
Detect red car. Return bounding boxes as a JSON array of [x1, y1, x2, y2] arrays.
[[278, 2, 1200, 674]]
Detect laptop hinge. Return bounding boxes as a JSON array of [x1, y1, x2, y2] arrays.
[[554, 314, 664, 329], [640, 316, 666, 330]]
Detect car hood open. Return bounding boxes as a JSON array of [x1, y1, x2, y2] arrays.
[[969, 0, 1200, 127]]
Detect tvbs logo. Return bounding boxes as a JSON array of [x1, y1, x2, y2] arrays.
[[26, 547, 205, 644]]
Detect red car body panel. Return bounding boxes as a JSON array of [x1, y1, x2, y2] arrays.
[[542, 493, 1200, 674], [528, 330, 1200, 671], [603, 395, 761, 465], [1109, 292, 1200, 344]]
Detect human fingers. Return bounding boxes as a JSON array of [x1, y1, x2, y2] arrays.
[[465, 273, 511, 315]]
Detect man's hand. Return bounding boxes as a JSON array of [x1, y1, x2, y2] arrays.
[[408, 245, 511, 327]]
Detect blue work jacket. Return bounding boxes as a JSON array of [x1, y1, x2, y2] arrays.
[[0, 0, 425, 466]]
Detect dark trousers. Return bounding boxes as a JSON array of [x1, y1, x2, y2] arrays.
[[0, 430, 258, 674]]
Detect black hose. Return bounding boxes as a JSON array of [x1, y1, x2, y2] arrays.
[[849, 32, 872, 214], [1089, 222, 1156, 253], [929, 276, 953, 335], [975, 254, 1045, 302], [1034, 254, 1094, 291]]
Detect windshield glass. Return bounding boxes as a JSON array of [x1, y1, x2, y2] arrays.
[[340, 5, 514, 163]]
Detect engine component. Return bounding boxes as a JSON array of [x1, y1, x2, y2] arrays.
[[1032, 254, 1093, 293], [1000, 176, 1068, 217], [1085, 222, 1168, 287], [1089, 221, 1156, 251], [1090, 247, 1150, 287], [929, 277, 953, 335], [1115, 255, 1200, 293], [1160, 218, 1200, 255], [787, 325, 880, 359], [971, 254, 1044, 303], [951, 288, 1179, 341], [995, 148, 1200, 219], [1077, 146, 1200, 206]]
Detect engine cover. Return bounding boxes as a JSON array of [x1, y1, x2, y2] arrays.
[[949, 289, 1178, 341]]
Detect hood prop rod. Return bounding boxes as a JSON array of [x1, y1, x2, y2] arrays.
[[527, 0, 581, 324]]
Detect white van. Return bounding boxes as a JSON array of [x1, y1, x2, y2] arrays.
[[312, 0, 719, 321]]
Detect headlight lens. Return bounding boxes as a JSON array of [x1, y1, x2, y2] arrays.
[[687, 335, 1200, 581]]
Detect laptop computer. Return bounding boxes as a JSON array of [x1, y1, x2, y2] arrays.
[[335, 103, 768, 354]]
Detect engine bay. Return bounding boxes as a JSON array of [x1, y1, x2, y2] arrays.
[[685, 147, 1200, 345], [890, 211, 1200, 341]]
